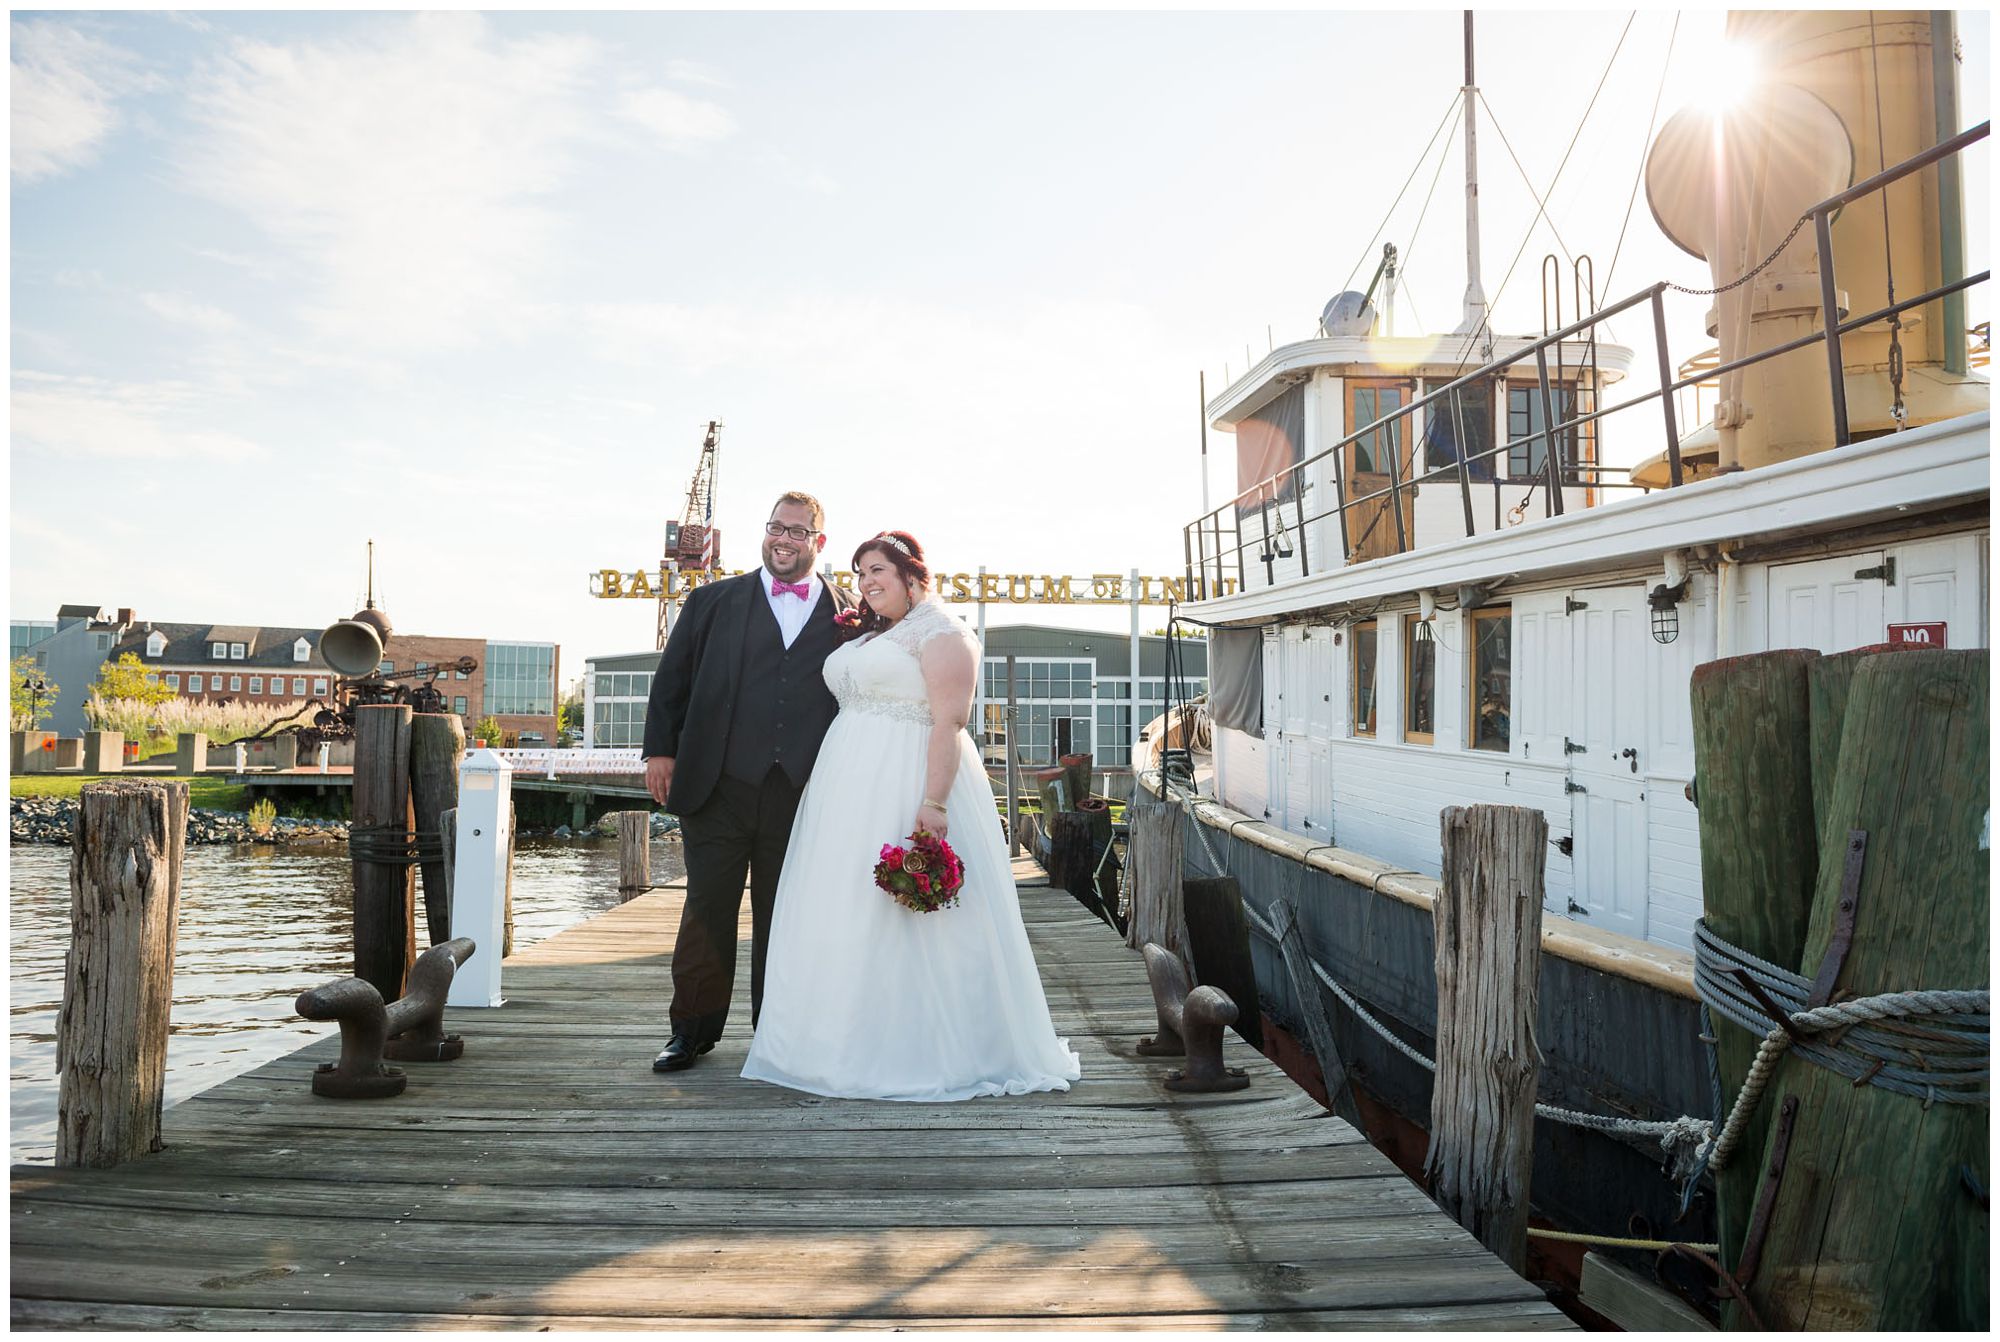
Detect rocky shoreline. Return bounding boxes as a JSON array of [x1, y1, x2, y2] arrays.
[[10, 797, 681, 848]]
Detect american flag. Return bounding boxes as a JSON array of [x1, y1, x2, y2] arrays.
[[697, 496, 715, 569]]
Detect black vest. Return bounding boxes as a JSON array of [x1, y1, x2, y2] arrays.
[[721, 592, 842, 788]]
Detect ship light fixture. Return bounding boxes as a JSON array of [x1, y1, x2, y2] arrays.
[[1648, 551, 1691, 644]]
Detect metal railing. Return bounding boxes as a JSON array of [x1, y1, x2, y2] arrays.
[[1186, 120, 1990, 596]]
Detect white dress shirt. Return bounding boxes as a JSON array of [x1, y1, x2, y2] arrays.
[[760, 565, 823, 649]]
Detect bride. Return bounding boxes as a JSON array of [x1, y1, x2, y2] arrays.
[[741, 531, 1082, 1101]]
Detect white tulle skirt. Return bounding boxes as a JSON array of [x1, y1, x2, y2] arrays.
[[741, 707, 1082, 1101]]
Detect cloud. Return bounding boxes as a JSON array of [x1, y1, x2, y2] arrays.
[[141, 292, 244, 334], [11, 20, 148, 183], [616, 86, 736, 150], [11, 371, 266, 463], [177, 12, 602, 351], [663, 58, 731, 89]]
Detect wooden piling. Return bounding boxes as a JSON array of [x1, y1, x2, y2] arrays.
[[1806, 644, 1918, 852], [408, 712, 465, 946], [56, 781, 188, 1168], [1123, 790, 1188, 959], [1181, 875, 1262, 1050], [504, 799, 516, 958], [351, 703, 415, 1001], [618, 811, 651, 900], [1690, 647, 1820, 1284], [1426, 804, 1547, 1274], [439, 806, 457, 921], [1059, 752, 1093, 810], [1272, 897, 1360, 1126], [1747, 650, 1989, 1330]]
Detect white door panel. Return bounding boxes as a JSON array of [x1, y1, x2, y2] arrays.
[[1767, 553, 1886, 653], [1565, 584, 1651, 940]]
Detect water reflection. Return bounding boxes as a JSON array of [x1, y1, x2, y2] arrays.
[[9, 837, 684, 1165]]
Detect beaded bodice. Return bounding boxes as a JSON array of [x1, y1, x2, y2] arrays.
[[823, 598, 974, 727]]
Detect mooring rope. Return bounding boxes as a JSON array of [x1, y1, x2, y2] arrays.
[[1151, 776, 1991, 1195]]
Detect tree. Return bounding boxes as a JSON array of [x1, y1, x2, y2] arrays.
[[10, 656, 58, 730], [91, 652, 176, 707], [559, 695, 584, 734], [474, 715, 503, 746]]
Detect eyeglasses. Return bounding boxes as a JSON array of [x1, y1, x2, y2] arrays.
[[764, 522, 816, 542]]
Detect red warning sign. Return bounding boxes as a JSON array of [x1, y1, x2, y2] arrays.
[[1887, 622, 1948, 648]]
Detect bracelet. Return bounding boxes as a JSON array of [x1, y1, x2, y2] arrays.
[[921, 797, 948, 811]]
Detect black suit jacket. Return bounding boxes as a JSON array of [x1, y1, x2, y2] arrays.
[[641, 572, 855, 816]]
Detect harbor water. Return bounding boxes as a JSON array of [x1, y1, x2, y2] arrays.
[[9, 837, 686, 1165]]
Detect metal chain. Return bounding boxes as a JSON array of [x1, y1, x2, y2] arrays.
[[1663, 213, 1814, 297]]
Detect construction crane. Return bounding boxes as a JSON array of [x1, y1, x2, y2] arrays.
[[658, 421, 723, 647]]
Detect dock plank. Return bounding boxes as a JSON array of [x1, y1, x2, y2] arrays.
[[10, 856, 1572, 1329]]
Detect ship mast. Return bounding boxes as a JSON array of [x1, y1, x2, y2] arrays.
[[1455, 10, 1490, 345]]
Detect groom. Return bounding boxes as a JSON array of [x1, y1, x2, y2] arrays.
[[641, 491, 856, 1072]]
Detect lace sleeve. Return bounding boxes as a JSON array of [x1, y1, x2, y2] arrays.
[[884, 597, 973, 657]]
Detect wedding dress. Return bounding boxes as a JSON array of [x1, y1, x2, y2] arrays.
[[741, 596, 1082, 1101]]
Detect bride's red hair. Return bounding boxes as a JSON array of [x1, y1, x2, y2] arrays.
[[839, 531, 930, 642]]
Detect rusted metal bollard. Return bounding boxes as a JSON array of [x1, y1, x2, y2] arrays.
[[295, 937, 476, 1098], [1135, 941, 1249, 1093]]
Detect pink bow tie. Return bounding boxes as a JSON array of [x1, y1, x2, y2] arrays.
[[771, 579, 810, 599]]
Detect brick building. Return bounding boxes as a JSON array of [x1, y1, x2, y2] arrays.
[[14, 604, 558, 744]]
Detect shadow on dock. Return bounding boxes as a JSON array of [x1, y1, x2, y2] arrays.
[[11, 857, 1570, 1330]]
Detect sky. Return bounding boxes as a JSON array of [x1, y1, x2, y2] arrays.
[[10, 6, 1991, 680]]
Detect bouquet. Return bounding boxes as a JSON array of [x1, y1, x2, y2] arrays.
[[874, 827, 965, 913]]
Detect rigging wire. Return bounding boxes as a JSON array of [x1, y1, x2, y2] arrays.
[[1479, 92, 1586, 271], [1600, 12, 1682, 299], [1335, 93, 1464, 300], [1390, 103, 1466, 323], [1443, 13, 1636, 376]]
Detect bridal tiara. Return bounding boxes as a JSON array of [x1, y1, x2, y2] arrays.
[[874, 533, 913, 557]]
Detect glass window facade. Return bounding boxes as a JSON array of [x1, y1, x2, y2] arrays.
[[10, 621, 55, 662], [486, 643, 556, 716], [977, 657, 1204, 770], [590, 668, 654, 747]]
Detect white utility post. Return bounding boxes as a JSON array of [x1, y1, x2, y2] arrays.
[[317, 741, 331, 774], [234, 743, 247, 772], [448, 747, 514, 1008]]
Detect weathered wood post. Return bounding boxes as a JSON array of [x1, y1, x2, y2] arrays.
[[1690, 648, 1820, 1287], [1059, 752, 1093, 811], [1747, 649, 1988, 1330], [1124, 788, 1188, 958], [1426, 803, 1547, 1274], [618, 810, 651, 900], [409, 712, 466, 946], [350, 703, 415, 1001], [56, 781, 189, 1168]]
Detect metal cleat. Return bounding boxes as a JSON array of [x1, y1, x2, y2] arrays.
[[1137, 941, 1249, 1093]]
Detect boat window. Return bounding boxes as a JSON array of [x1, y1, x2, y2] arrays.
[[1349, 382, 1409, 476], [1404, 620, 1435, 744], [1506, 385, 1578, 479], [1422, 377, 1496, 481], [1351, 621, 1378, 738], [1468, 607, 1512, 752]]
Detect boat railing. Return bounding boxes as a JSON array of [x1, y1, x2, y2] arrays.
[[1185, 120, 1990, 597]]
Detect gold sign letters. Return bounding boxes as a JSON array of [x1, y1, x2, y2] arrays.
[[589, 569, 1239, 604]]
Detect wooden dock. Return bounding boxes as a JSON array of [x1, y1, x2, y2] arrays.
[[11, 857, 1571, 1330]]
